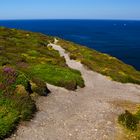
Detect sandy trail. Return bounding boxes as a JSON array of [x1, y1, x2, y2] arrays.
[[7, 42, 140, 140]]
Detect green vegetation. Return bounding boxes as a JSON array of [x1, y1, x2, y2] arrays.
[[0, 66, 36, 139], [0, 27, 84, 90], [118, 109, 140, 140], [0, 27, 84, 139], [0, 26, 140, 139], [118, 110, 139, 131], [29, 64, 84, 90], [57, 39, 140, 85]]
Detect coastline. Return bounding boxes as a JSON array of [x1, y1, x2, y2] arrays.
[[0, 20, 140, 70]]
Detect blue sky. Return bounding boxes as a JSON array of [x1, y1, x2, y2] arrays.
[[0, 0, 140, 20]]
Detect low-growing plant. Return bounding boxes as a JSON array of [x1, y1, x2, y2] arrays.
[[31, 78, 51, 96], [118, 110, 139, 131], [0, 66, 36, 139], [0, 27, 85, 139], [29, 63, 85, 90]]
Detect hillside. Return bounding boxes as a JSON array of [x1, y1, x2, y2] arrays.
[[0, 27, 84, 139], [0, 27, 140, 139], [57, 39, 140, 85]]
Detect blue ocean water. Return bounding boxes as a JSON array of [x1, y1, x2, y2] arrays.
[[0, 20, 140, 70]]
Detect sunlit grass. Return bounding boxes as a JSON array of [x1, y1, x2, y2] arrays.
[[57, 39, 140, 85]]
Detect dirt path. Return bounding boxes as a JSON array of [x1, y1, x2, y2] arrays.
[[7, 42, 140, 140]]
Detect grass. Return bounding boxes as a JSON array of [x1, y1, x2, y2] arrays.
[[0, 27, 84, 90], [118, 110, 139, 131], [0, 95, 36, 139], [0, 66, 36, 139], [29, 64, 84, 90], [57, 38, 140, 85], [0, 26, 140, 139], [0, 27, 84, 138], [118, 108, 140, 140]]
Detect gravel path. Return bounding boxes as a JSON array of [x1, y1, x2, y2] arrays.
[[7, 42, 140, 140]]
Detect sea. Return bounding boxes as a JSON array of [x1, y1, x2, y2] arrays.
[[0, 19, 140, 70]]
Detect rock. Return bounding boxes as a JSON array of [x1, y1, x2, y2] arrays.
[[94, 129, 98, 132], [13, 134, 16, 137], [15, 85, 28, 96], [103, 135, 108, 139], [30, 81, 51, 96], [107, 121, 112, 125]]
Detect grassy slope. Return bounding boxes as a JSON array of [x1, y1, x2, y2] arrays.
[[57, 39, 140, 85], [1, 27, 140, 139], [0, 67, 36, 139], [0, 27, 84, 139], [57, 39, 140, 139], [0, 27, 84, 89]]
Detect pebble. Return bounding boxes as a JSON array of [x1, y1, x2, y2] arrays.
[[103, 135, 108, 139], [94, 129, 98, 132], [84, 115, 87, 117], [107, 121, 112, 125]]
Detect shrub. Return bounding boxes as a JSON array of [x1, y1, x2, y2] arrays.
[[118, 110, 139, 131], [13, 95, 36, 121], [0, 108, 19, 139], [0, 66, 36, 138], [31, 78, 51, 96]]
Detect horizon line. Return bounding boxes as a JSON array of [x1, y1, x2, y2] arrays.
[[0, 18, 140, 21]]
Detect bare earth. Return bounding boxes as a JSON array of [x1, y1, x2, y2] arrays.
[[7, 42, 140, 140]]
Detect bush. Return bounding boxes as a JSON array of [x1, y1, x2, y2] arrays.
[[0, 94, 36, 139], [0, 108, 19, 139], [13, 95, 36, 121], [118, 110, 139, 131], [0, 66, 36, 139], [31, 78, 50, 96]]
